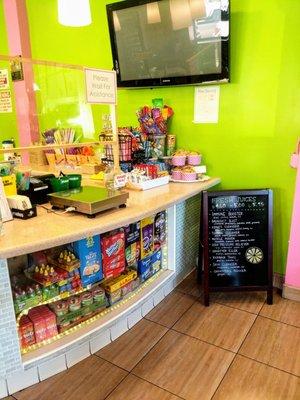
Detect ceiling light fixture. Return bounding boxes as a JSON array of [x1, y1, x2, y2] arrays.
[[58, 0, 92, 27]]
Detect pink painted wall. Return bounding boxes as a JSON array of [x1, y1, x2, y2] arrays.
[[3, 0, 39, 152], [285, 151, 300, 288]]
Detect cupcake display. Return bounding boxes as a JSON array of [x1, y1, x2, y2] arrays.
[[170, 150, 209, 182]]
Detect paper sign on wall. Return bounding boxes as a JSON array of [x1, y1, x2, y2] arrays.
[[0, 69, 9, 90], [85, 68, 117, 105], [194, 86, 220, 124], [0, 90, 12, 113]]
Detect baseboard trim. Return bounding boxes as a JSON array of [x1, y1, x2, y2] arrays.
[[282, 284, 300, 302]]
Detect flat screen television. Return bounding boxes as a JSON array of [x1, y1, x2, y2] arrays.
[[106, 0, 230, 88]]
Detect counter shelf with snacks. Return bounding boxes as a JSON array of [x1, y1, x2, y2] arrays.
[[20, 269, 166, 356], [0, 178, 220, 394], [15, 279, 101, 325], [12, 217, 168, 355]]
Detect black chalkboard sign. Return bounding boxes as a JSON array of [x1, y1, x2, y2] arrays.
[[202, 190, 273, 306]]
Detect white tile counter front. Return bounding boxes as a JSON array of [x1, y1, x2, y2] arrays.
[[0, 178, 220, 397]]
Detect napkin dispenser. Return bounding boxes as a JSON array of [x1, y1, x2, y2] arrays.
[[6, 195, 37, 220]]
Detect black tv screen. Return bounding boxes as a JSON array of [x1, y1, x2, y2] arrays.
[[106, 0, 230, 88]]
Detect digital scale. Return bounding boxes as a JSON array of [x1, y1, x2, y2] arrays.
[[48, 186, 129, 217]]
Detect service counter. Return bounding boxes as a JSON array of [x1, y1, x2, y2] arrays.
[[0, 178, 220, 397]]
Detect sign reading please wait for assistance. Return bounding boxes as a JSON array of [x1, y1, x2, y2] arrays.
[[85, 68, 117, 105]]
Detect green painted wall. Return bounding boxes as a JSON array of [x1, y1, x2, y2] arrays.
[[0, 1, 19, 147], [25, 0, 300, 274]]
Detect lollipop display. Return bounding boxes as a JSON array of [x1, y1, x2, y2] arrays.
[[136, 100, 174, 158]]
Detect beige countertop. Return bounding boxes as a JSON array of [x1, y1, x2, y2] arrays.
[[0, 178, 220, 259]]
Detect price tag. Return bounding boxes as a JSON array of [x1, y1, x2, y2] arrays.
[[114, 174, 127, 188]]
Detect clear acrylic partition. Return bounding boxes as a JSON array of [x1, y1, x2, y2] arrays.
[[0, 55, 112, 146]]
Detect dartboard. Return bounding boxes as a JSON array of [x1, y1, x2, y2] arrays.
[[245, 247, 263, 264]]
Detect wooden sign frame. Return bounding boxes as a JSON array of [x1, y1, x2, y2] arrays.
[[202, 189, 273, 306]]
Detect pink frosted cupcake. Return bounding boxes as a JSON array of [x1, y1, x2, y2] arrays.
[[172, 169, 182, 180], [187, 153, 201, 166], [172, 155, 186, 166], [181, 166, 197, 181], [181, 172, 197, 181]]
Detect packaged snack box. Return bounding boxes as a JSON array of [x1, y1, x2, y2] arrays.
[[102, 259, 125, 279], [121, 278, 140, 297], [73, 236, 103, 288], [106, 288, 122, 306], [28, 308, 47, 342], [151, 250, 162, 275], [154, 211, 167, 250], [125, 222, 141, 268], [125, 241, 141, 269], [19, 316, 35, 348], [40, 306, 58, 338], [140, 217, 154, 259], [101, 230, 125, 264], [138, 255, 153, 282], [103, 269, 138, 293], [124, 222, 141, 246]]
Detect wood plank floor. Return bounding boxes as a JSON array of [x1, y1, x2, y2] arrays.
[[7, 273, 300, 400]]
